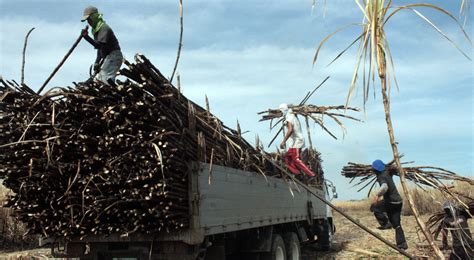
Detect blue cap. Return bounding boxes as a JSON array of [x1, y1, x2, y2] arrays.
[[372, 160, 385, 172]]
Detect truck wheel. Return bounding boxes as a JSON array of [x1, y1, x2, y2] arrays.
[[317, 219, 331, 251], [283, 232, 300, 260], [261, 234, 287, 260]]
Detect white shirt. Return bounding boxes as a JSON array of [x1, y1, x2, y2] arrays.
[[284, 112, 305, 149]]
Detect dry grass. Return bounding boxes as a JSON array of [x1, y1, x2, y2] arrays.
[[303, 210, 473, 259], [334, 199, 372, 212]]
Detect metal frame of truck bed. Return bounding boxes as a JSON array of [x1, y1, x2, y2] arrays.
[[49, 163, 333, 259]]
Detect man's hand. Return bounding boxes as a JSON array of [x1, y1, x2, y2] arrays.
[[81, 28, 89, 37], [372, 196, 380, 205], [279, 142, 285, 149]]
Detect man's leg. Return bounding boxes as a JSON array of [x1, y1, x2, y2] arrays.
[[292, 149, 316, 177], [370, 200, 391, 228], [386, 202, 408, 249], [450, 246, 472, 260], [95, 51, 123, 86], [284, 148, 301, 175]]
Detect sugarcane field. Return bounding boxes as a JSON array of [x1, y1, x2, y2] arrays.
[[0, 1, 473, 260]]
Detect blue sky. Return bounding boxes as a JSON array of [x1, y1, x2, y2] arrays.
[[0, 0, 472, 200]]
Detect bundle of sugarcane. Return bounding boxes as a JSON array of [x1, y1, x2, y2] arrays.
[[341, 160, 474, 205], [258, 104, 360, 141], [0, 54, 281, 239]]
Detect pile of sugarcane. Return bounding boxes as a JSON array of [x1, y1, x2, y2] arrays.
[[258, 103, 360, 141], [341, 160, 474, 201], [0, 54, 301, 239], [301, 148, 325, 185]]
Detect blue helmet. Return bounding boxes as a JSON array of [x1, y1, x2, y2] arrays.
[[372, 159, 385, 172]]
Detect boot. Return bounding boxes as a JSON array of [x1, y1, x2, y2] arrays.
[[377, 223, 393, 230], [395, 226, 408, 250]]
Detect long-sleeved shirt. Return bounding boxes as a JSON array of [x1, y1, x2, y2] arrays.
[[376, 183, 388, 196], [375, 170, 402, 204], [84, 24, 121, 65]]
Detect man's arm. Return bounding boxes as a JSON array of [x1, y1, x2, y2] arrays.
[[280, 121, 293, 149], [93, 49, 103, 72], [81, 29, 101, 49], [373, 178, 388, 204], [376, 183, 388, 196], [449, 215, 466, 226], [81, 29, 104, 72]]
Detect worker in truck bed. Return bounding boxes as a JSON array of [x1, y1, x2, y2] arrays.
[[371, 159, 408, 250], [81, 6, 123, 86], [279, 103, 316, 180]]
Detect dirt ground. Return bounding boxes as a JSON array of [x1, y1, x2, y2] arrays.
[[1, 210, 472, 259], [0, 248, 51, 260], [302, 210, 473, 259]]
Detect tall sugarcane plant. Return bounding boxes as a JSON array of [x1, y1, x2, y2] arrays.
[[313, 0, 471, 258]]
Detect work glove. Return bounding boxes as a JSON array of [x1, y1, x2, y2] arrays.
[[81, 28, 89, 37]]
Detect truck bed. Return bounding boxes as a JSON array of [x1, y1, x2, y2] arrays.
[[67, 163, 330, 245], [195, 163, 329, 235]]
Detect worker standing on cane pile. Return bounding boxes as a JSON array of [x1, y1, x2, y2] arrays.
[[371, 159, 408, 250], [81, 6, 123, 86], [440, 201, 473, 260], [279, 103, 316, 181]]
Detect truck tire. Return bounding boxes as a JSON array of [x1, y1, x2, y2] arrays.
[[262, 234, 287, 260], [283, 232, 300, 260], [317, 219, 331, 251]]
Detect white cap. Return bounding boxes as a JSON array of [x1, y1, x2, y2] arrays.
[[279, 103, 288, 113]]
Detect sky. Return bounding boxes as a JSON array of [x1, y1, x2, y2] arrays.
[[0, 0, 472, 201]]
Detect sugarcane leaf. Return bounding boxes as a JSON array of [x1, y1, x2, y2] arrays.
[[313, 23, 362, 66]]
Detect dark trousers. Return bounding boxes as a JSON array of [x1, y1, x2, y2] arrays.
[[386, 202, 407, 248], [450, 246, 473, 260], [370, 200, 389, 226]]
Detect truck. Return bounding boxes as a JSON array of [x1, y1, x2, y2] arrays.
[[47, 162, 336, 260]]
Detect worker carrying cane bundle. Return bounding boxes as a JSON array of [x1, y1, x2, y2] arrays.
[[81, 6, 123, 86], [440, 201, 473, 260], [279, 103, 316, 179], [371, 159, 408, 250]]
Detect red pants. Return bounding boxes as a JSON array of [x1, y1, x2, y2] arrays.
[[284, 148, 316, 177]]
